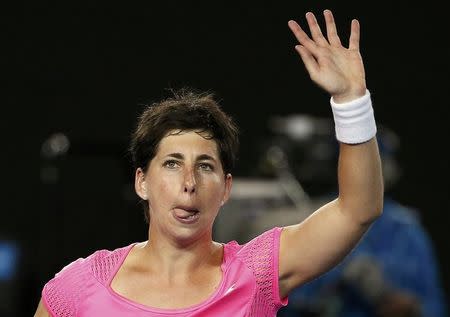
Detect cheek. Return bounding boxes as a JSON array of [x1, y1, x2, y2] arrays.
[[148, 176, 177, 205], [201, 178, 226, 202]]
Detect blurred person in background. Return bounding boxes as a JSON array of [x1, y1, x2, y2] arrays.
[[266, 116, 449, 317]]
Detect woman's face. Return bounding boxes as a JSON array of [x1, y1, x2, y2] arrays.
[[135, 130, 232, 244]]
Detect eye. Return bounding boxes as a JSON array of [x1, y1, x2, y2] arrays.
[[198, 162, 213, 171], [163, 160, 180, 169]]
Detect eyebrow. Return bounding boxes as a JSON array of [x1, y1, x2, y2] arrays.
[[165, 153, 217, 162]]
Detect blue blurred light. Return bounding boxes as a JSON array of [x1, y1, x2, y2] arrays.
[[0, 241, 19, 281]]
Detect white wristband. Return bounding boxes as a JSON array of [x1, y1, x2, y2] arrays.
[[330, 89, 377, 144]]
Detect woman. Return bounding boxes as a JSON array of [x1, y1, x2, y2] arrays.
[[34, 9, 383, 316]]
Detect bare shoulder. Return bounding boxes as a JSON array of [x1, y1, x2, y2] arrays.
[[34, 298, 50, 317]]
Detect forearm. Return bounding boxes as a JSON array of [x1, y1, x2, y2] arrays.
[[330, 88, 384, 225], [337, 137, 383, 225]]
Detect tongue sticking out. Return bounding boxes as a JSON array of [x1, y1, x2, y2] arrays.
[[174, 208, 199, 219]]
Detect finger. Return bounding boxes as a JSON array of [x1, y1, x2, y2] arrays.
[[349, 19, 360, 50], [305, 12, 329, 46], [288, 20, 318, 53], [295, 45, 319, 76], [323, 9, 342, 47]]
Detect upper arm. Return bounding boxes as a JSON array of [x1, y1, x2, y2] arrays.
[[39, 256, 87, 317], [278, 199, 371, 297], [34, 298, 51, 317]]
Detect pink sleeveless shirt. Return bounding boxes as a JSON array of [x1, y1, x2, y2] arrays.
[[42, 227, 288, 316]]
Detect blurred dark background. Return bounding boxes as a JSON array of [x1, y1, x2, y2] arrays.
[[2, 1, 449, 315]]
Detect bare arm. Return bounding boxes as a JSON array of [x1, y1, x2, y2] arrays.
[[279, 10, 383, 298], [34, 298, 50, 317]]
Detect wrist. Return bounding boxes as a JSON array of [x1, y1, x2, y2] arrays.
[[330, 89, 377, 144], [332, 86, 367, 103]]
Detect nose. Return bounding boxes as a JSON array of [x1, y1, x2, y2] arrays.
[[183, 168, 196, 194]]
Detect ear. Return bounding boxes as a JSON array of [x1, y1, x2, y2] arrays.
[[135, 168, 148, 200], [221, 173, 233, 206]]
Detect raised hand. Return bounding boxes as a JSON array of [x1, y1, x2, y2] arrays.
[[288, 10, 366, 103]]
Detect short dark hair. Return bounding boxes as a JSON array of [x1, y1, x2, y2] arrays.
[[129, 88, 239, 221]]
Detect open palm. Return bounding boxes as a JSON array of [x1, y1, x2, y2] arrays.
[[288, 10, 366, 103]]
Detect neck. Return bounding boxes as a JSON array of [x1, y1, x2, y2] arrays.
[[139, 226, 222, 279]]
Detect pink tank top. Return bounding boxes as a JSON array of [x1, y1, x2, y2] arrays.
[[42, 227, 288, 316]]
